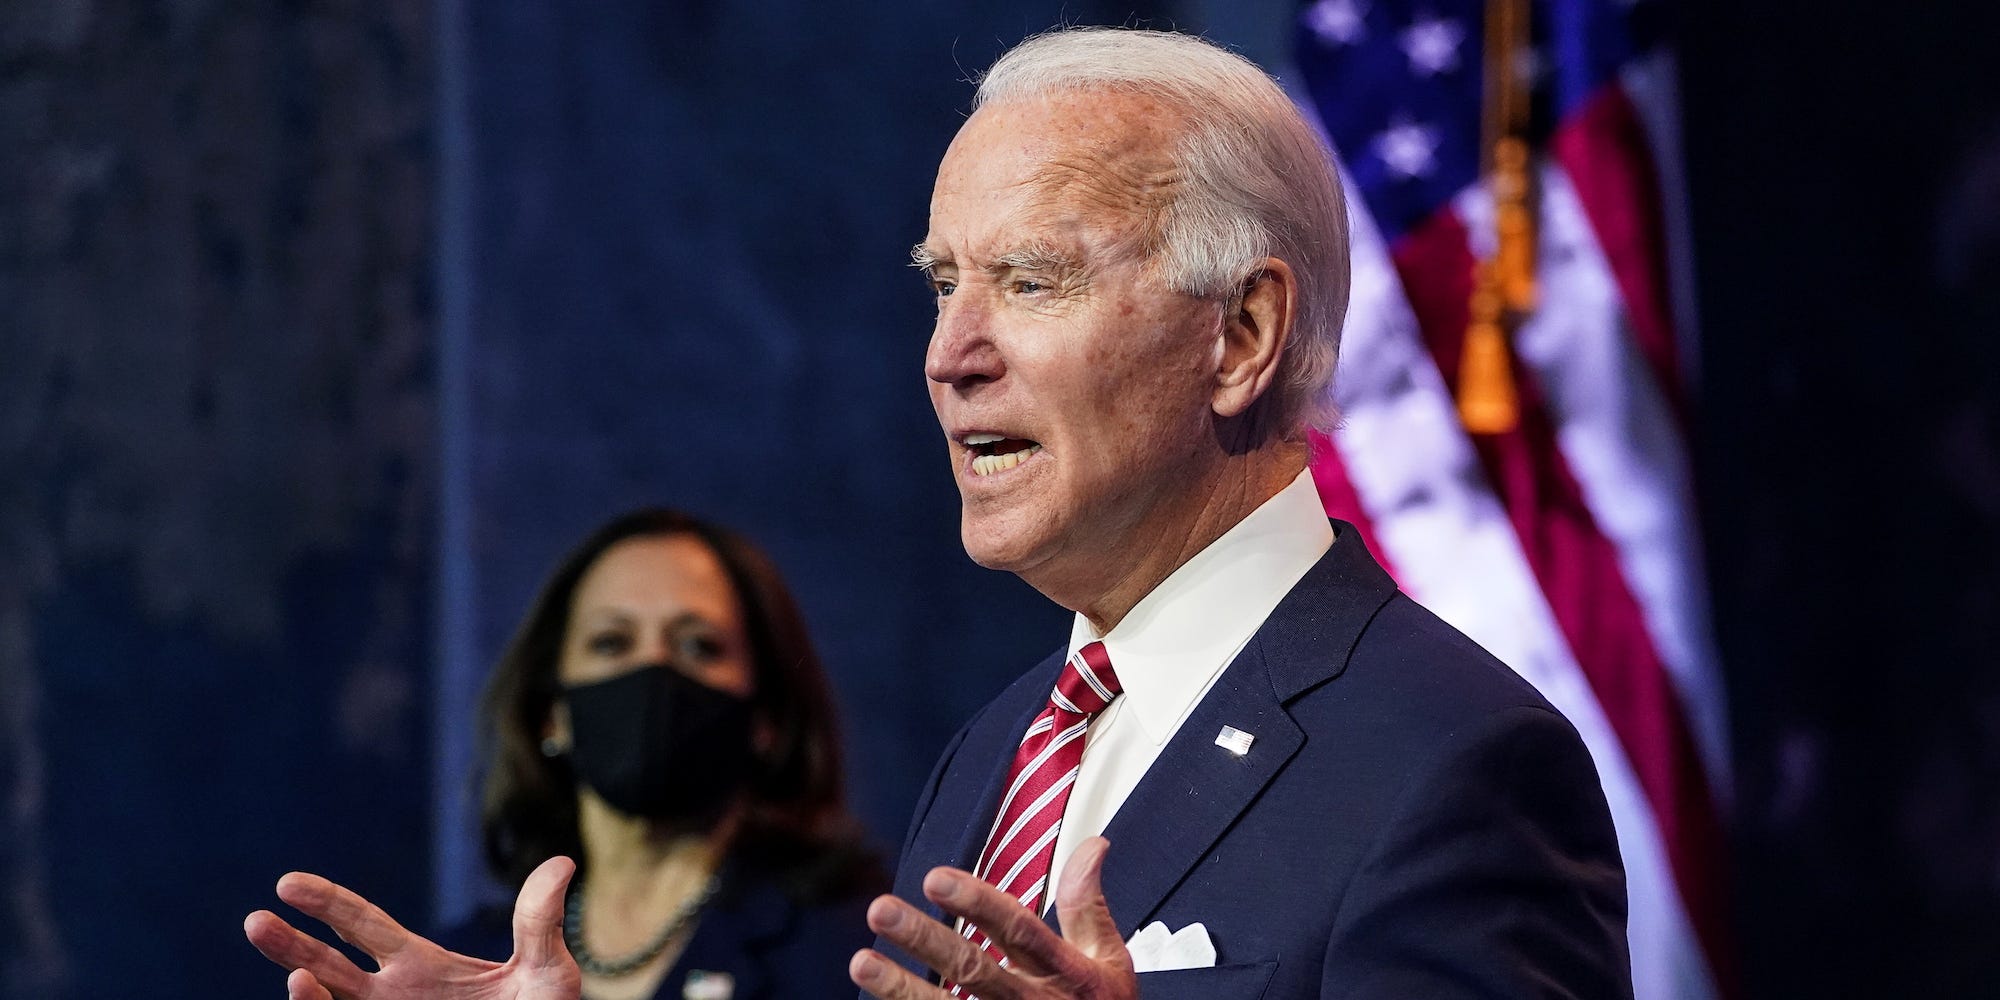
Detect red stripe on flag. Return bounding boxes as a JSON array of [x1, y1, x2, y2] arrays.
[[1306, 430, 1399, 580], [1552, 84, 1688, 420], [1391, 208, 1734, 989]]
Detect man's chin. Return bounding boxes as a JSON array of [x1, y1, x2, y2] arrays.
[[960, 534, 1029, 572], [959, 516, 1047, 574]]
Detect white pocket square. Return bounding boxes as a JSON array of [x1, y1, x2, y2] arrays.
[[1126, 920, 1216, 973]]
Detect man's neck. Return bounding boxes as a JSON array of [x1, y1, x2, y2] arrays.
[[1059, 442, 1308, 634]]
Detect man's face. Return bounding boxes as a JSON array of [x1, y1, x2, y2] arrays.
[[919, 92, 1224, 596]]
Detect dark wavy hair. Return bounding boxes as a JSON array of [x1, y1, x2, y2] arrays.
[[478, 508, 880, 898]]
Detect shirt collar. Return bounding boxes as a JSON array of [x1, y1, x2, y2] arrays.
[[1067, 467, 1335, 744]]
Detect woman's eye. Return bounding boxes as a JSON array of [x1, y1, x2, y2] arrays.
[[585, 632, 630, 655], [674, 632, 723, 663]]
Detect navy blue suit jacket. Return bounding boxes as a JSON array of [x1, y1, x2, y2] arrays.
[[878, 522, 1633, 999]]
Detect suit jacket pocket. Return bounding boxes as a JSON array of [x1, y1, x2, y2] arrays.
[[1135, 960, 1278, 1000]]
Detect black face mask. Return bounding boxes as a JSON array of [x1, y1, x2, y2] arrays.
[[561, 663, 755, 822]]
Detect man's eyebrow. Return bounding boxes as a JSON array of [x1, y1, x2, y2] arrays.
[[910, 242, 947, 271], [909, 242, 1077, 273], [989, 244, 1078, 272]]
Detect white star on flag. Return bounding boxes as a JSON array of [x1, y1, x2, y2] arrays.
[[1400, 17, 1465, 76], [1304, 0, 1369, 47], [1373, 120, 1440, 179]]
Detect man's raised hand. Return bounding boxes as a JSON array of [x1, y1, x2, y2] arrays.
[[243, 856, 582, 1000], [849, 836, 1137, 1000]]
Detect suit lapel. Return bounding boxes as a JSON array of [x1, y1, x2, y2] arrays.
[[882, 652, 1064, 979], [1090, 641, 1303, 937], [1088, 522, 1397, 936], [1250, 520, 1399, 701], [900, 649, 1065, 927]]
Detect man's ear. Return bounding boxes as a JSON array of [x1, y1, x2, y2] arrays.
[[1212, 257, 1297, 419]]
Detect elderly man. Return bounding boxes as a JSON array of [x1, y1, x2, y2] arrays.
[[246, 26, 1630, 1000]]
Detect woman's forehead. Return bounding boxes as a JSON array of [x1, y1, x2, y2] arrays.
[[570, 535, 738, 622]]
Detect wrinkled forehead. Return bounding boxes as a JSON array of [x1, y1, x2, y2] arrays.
[[926, 90, 1186, 254]]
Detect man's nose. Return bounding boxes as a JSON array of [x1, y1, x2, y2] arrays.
[[925, 295, 1005, 387]]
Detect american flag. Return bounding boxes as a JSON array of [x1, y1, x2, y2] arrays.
[[1292, 2, 1732, 998]]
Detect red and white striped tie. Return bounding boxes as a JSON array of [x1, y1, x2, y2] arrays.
[[953, 641, 1121, 987]]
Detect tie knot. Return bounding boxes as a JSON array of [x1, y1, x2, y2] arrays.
[[1052, 641, 1121, 717]]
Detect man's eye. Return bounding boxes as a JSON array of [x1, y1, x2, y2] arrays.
[[586, 633, 630, 655], [1013, 280, 1045, 294], [932, 280, 957, 298]]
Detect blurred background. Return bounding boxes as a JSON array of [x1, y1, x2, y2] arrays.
[[2, 1, 1996, 998]]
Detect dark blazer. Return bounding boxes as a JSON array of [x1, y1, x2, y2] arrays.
[[877, 522, 1633, 999], [439, 858, 873, 1000]]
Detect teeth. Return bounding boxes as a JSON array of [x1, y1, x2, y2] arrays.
[[963, 432, 1005, 446], [970, 444, 1042, 477]]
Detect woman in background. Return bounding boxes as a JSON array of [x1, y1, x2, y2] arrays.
[[441, 508, 884, 1000]]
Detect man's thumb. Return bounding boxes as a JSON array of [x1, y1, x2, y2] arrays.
[[513, 855, 578, 969], [1054, 837, 1129, 963]]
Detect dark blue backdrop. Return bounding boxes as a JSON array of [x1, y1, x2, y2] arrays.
[[3, 2, 1997, 999]]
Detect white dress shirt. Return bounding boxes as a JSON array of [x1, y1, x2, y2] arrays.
[[1044, 468, 1334, 911]]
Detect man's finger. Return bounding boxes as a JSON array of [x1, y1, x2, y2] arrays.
[[512, 855, 578, 970], [243, 909, 372, 999], [919, 868, 1070, 985], [1053, 837, 1131, 968], [863, 893, 1019, 995], [275, 871, 413, 963], [849, 946, 951, 1000], [286, 967, 337, 1000]]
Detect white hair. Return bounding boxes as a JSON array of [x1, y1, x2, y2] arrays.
[[974, 27, 1351, 434]]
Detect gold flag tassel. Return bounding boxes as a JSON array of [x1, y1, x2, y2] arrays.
[[1459, 0, 1536, 435], [1460, 263, 1520, 434]]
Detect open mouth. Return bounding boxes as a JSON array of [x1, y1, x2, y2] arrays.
[[963, 432, 1043, 476]]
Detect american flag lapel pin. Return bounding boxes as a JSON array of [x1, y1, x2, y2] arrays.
[[1214, 725, 1255, 757], [683, 970, 733, 1000]]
